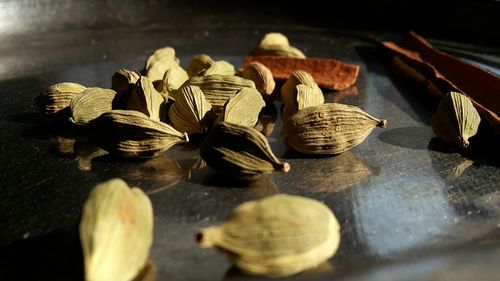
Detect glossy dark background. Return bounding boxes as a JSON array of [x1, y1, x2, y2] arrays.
[[0, 1, 499, 281]]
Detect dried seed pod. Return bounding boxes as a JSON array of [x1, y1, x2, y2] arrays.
[[186, 54, 214, 77], [88, 110, 189, 158], [128, 76, 165, 121], [70, 87, 116, 125], [111, 69, 140, 96], [281, 103, 388, 155], [201, 60, 236, 76], [251, 32, 306, 59], [221, 87, 265, 127], [36, 82, 86, 115], [168, 85, 212, 134], [197, 194, 340, 277], [241, 61, 276, 101], [282, 84, 324, 124], [80, 178, 153, 281], [160, 65, 189, 100], [145, 46, 180, 82], [281, 70, 319, 103], [187, 74, 255, 111], [431, 91, 480, 149], [200, 121, 290, 179]]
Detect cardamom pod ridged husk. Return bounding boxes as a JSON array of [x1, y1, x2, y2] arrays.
[[431, 91, 480, 149], [36, 82, 86, 115], [280, 70, 319, 103], [200, 121, 290, 179], [250, 32, 306, 59], [187, 74, 256, 111], [168, 85, 212, 134], [282, 84, 324, 124], [70, 87, 117, 125], [241, 61, 276, 101], [197, 194, 340, 277], [186, 54, 214, 77], [160, 65, 189, 100], [80, 178, 153, 281], [221, 87, 265, 128], [145, 46, 180, 82], [128, 76, 165, 121], [281, 103, 388, 155], [88, 110, 189, 158], [111, 68, 140, 96], [201, 60, 236, 76]]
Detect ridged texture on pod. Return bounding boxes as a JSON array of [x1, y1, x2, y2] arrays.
[[281, 103, 387, 155], [127, 76, 165, 121], [201, 60, 236, 76], [168, 85, 212, 134], [221, 87, 265, 127], [145, 47, 180, 82], [431, 91, 480, 149], [186, 54, 214, 77], [242, 62, 276, 101], [282, 84, 324, 124], [200, 121, 290, 179], [161, 65, 189, 100], [80, 178, 153, 281], [197, 194, 340, 277], [111, 69, 140, 96], [187, 74, 255, 111], [88, 110, 189, 158], [70, 87, 116, 125], [281, 70, 319, 103], [250, 32, 306, 59], [36, 82, 87, 115]]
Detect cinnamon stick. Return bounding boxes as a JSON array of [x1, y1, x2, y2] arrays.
[[243, 56, 360, 91], [377, 31, 500, 134]]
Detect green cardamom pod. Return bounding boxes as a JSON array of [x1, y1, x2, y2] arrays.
[[88, 110, 189, 158], [186, 54, 214, 77], [111, 69, 140, 96], [220, 87, 265, 127], [127, 76, 165, 121], [145, 46, 180, 82], [201, 60, 236, 76], [281, 103, 387, 154], [280, 70, 319, 103], [250, 32, 306, 59], [80, 178, 153, 281], [282, 84, 324, 124], [70, 87, 116, 125], [168, 85, 212, 134], [197, 194, 340, 277], [431, 91, 480, 149], [200, 121, 290, 179], [36, 82, 86, 115], [160, 65, 189, 100]]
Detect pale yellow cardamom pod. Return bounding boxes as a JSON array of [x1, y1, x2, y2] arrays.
[[431, 91, 480, 149], [241, 61, 276, 101], [221, 87, 265, 128], [201, 60, 236, 76], [281, 84, 324, 124], [200, 121, 290, 179], [88, 110, 189, 158], [127, 76, 165, 121], [80, 178, 153, 281], [160, 65, 189, 100], [186, 54, 214, 77], [251, 32, 306, 58], [281, 103, 388, 155], [111, 69, 140, 96], [36, 82, 87, 115], [145, 46, 180, 82], [187, 74, 255, 111], [168, 85, 212, 134], [70, 87, 116, 125], [280, 70, 319, 103], [197, 194, 340, 277]]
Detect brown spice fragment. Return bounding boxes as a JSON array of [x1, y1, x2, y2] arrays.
[[243, 56, 360, 91], [377, 31, 500, 134]]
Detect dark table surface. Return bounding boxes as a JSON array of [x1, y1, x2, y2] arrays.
[[0, 6, 500, 281]]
